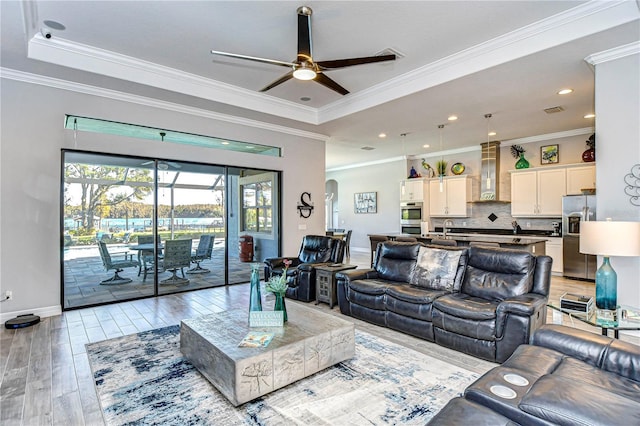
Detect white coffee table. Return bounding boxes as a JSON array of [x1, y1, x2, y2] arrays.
[[180, 302, 355, 406]]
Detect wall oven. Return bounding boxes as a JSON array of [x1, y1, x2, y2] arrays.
[[400, 201, 423, 225]]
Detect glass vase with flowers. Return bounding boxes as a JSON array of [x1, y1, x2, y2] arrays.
[[265, 259, 291, 322]]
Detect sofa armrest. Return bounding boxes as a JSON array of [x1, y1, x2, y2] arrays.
[[336, 268, 379, 282], [495, 294, 547, 338], [297, 262, 330, 272], [531, 325, 616, 367], [264, 256, 300, 269]]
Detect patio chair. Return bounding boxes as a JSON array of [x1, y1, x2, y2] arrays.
[[188, 234, 215, 274], [97, 241, 138, 285], [137, 235, 161, 281], [160, 239, 193, 286]]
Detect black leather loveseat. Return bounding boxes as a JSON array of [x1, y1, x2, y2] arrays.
[[429, 324, 640, 425], [264, 235, 345, 302], [336, 241, 552, 363]]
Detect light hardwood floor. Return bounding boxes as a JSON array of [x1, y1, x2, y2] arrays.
[[1, 250, 637, 425]]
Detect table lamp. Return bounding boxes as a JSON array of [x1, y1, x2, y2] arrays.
[[580, 220, 640, 320]]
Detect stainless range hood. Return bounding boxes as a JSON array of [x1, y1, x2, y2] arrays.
[[476, 141, 509, 202]]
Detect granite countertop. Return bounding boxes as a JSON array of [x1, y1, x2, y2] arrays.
[[422, 234, 547, 245]]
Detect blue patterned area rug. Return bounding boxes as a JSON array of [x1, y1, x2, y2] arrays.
[[86, 325, 478, 425]]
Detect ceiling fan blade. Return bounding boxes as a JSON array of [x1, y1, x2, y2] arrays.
[[260, 71, 295, 92], [315, 72, 349, 95], [297, 6, 312, 61], [211, 50, 294, 68], [317, 54, 396, 70]]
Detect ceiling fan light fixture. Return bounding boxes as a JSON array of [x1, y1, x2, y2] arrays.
[[293, 66, 317, 80]]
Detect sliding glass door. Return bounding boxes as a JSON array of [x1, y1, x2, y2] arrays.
[[62, 151, 280, 310]]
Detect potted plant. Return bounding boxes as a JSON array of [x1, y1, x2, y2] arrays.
[[265, 259, 291, 321], [436, 160, 448, 177], [511, 145, 529, 169]]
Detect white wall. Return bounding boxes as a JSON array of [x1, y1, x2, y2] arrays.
[[0, 78, 326, 319], [326, 159, 406, 252], [593, 51, 640, 309]]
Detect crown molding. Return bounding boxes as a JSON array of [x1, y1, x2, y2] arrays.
[[24, 1, 639, 126], [27, 34, 320, 125], [503, 127, 594, 145], [326, 155, 407, 172], [585, 41, 640, 65], [318, 1, 640, 124], [0, 67, 328, 142]]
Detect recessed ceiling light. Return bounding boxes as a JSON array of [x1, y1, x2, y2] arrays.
[[558, 88, 573, 95], [423, 144, 430, 148], [378, 133, 386, 138], [300, 97, 311, 102], [584, 113, 595, 119], [448, 115, 458, 121], [488, 131, 497, 136]]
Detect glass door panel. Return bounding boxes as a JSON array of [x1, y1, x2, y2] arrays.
[[156, 161, 226, 295], [62, 152, 156, 309]]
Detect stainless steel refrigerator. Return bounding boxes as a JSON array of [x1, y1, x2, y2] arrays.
[[562, 195, 597, 280]]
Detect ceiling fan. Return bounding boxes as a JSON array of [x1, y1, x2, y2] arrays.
[[210, 6, 396, 95]]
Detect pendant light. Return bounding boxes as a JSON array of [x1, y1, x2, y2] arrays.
[[438, 124, 444, 192], [485, 114, 492, 190], [401, 133, 407, 196]]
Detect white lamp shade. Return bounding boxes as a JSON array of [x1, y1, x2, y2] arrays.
[[580, 221, 640, 257]]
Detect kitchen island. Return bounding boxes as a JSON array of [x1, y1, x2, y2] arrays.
[[371, 230, 548, 255]]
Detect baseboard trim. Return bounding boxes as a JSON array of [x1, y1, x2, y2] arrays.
[[1, 305, 62, 324]]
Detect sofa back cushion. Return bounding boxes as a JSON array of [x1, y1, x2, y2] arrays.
[[298, 235, 342, 263], [374, 242, 421, 282], [410, 246, 468, 292], [462, 246, 535, 301]]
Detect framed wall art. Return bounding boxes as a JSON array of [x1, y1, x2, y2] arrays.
[[541, 144, 559, 164], [354, 191, 377, 214]]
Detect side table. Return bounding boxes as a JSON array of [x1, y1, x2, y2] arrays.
[[315, 264, 357, 308]]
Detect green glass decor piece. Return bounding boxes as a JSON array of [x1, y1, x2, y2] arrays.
[[515, 153, 530, 169], [248, 263, 262, 313], [273, 293, 288, 322]]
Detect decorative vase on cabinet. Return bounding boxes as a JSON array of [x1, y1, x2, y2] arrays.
[[515, 153, 530, 169]]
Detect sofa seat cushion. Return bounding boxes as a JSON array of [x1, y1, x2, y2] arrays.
[[386, 284, 446, 304], [386, 285, 447, 322], [346, 279, 398, 311], [348, 278, 397, 295], [553, 357, 640, 402], [519, 375, 640, 426], [433, 293, 498, 321]]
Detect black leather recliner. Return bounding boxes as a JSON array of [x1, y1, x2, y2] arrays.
[[429, 324, 640, 425], [264, 235, 345, 302], [432, 246, 552, 363]]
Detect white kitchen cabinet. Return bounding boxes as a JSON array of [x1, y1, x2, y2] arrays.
[[545, 237, 563, 275], [511, 168, 566, 217], [566, 165, 596, 195], [428, 176, 470, 217], [400, 179, 427, 202]]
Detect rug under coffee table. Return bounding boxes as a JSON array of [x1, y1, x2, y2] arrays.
[[180, 302, 355, 406]]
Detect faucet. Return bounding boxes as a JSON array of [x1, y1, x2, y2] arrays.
[[512, 220, 521, 235], [443, 219, 454, 238]]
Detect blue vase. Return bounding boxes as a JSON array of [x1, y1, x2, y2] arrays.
[[595, 257, 617, 311], [249, 263, 262, 312]]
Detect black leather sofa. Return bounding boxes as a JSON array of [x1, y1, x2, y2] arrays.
[[264, 235, 345, 302], [336, 241, 552, 362], [429, 324, 640, 425]]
